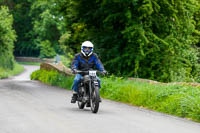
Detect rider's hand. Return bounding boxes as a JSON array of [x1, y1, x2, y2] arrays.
[[101, 70, 107, 75], [73, 69, 78, 74]]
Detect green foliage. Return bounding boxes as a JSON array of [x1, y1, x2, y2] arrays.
[[60, 55, 71, 67], [59, 22, 89, 54], [100, 77, 200, 121], [0, 6, 16, 70], [31, 69, 200, 122], [0, 0, 65, 57], [31, 69, 74, 89], [0, 0, 39, 57], [30, 0, 65, 56], [0, 62, 24, 79], [1, 0, 200, 82], [59, 0, 200, 82], [39, 40, 56, 58]]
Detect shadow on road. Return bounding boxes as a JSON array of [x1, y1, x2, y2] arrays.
[[65, 105, 115, 115]]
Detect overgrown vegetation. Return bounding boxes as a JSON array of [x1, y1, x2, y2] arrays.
[[0, 0, 65, 58], [29, 0, 65, 57], [58, 0, 200, 82], [1, 0, 200, 82], [31, 69, 74, 89], [0, 6, 16, 70], [31, 69, 200, 122], [101, 77, 200, 121], [60, 55, 71, 67], [0, 6, 24, 78], [0, 63, 24, 79]]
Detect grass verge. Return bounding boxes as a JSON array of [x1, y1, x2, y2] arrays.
[[0, 63, 24, 79], [18, 62, 41, 66], [31, 69, 74, 89], [31, 69, 200, 122]]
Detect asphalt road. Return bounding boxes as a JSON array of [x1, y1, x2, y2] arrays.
[[0, 65, 200, 133]]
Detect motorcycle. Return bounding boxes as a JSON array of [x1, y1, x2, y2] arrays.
[[76, 70, 102, 113]]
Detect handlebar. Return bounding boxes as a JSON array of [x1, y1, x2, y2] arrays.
[[76, 70, 89, 75], [74, 70, 106, 75]]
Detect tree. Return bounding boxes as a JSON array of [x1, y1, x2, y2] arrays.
[[0, 0, 38, 57], [30, 0, 65, 58], [59, 0, 200, 82], [0, 6, 16, 69], [39, 40, 56, 58], [0, 0, 65, 57]]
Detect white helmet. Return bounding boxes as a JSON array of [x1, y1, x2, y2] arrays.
[[81, 41, 94, 56]]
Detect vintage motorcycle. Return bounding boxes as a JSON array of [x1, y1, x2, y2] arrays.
[[76, 70, 102, 113]]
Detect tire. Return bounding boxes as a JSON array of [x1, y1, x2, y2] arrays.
[[78, 101, 85, 109], [90, 86, 100, 113]]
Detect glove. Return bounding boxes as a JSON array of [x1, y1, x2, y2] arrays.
[[101, 70, 107, 75], [72, 69, 78, 74]]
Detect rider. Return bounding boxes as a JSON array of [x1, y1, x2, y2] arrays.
[[71, 41, 107, 103]]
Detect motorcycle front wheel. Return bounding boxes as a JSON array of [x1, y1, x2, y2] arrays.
[[90, 86, 100, 113]]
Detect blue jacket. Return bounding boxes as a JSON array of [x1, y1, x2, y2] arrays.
[[71, 53, 105, 72]]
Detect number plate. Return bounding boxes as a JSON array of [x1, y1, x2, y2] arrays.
[[89, 71, 96, 77]]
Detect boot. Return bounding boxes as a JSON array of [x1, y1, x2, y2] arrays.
[[71, 93, 78, 103]]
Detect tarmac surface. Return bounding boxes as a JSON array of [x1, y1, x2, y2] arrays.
[[0, 65, 200, 133]]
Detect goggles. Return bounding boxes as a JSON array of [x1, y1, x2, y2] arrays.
[[83, 46, 92, 50], [82, 46, 93, 53]]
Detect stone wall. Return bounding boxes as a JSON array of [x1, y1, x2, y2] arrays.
[[15, 57, 54, 63], [40, 62, 74, 76]]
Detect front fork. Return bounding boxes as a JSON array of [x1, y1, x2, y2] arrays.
[[89, 79, 99, 100], [81, 80, 93, 103], [89, 80, 92, 100]]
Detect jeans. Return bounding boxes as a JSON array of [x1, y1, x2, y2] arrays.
[[72, 74, 101, 92]]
